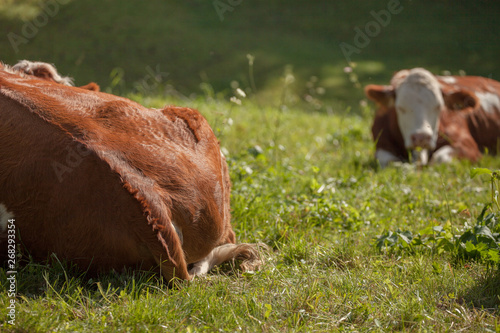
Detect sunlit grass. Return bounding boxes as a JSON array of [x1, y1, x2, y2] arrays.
[[0, 0, 45, 20]]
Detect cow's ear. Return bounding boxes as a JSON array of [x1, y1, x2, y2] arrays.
[[442, 89, 479, 111], [79, 82, 100, 91], [364, 84, 395, 107]]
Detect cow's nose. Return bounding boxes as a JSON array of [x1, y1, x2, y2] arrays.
[[411, 133, 432, 149]]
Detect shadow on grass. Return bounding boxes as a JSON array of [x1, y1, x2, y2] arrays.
[[1, 252, 263, 301], [461, 268, 500, 312], [1, 255, 171, 301]]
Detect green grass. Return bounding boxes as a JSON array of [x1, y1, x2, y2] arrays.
[[1, 89, 500, 331]]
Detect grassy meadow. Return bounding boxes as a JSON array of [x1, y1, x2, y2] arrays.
[[1, 91, 500, 331], [1, 0, 500, 332]]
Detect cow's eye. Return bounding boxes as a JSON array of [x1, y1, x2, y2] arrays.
[[397, 107, 406, 114]]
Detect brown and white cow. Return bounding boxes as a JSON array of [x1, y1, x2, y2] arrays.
[[0, 64, 262, 281], [365, 68, 500, 167]]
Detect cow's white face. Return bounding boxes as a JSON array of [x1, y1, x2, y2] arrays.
[[394, 69, 444, 154]]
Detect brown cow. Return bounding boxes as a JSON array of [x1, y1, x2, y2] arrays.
[[0, 65, 262, 281], [365, 68, 500, 166]]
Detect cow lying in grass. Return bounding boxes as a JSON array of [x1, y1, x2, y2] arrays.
[[0, 61, 262, 281], [365, 67, 500, 167]]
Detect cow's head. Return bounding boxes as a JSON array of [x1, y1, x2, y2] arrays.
[[365, 68, 478, 165]]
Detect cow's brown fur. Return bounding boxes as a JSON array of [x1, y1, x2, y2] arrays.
[[366, 72, 500, 164], [0, 66, 260, 280]]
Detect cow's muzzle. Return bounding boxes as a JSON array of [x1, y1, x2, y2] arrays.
[[410, 132, 433, 150]]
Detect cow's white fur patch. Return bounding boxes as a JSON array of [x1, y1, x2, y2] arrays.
[[394, 68, 443, 150], [475, 92, 500, 114], [188, 243, 236, 276], [438, 76, 457, 84], [430, 146, 455, 164], [0, 203, 14, 232], [376, 149, 400, 167]]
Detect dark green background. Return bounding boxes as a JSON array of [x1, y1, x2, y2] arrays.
[[1, 0, 499, 107]]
